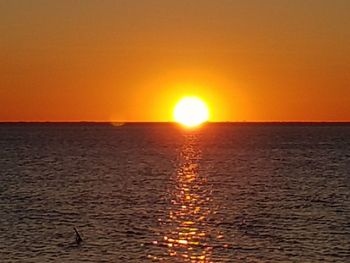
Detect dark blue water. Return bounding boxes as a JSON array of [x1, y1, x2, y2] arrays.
[[0, 123, 349, 262]]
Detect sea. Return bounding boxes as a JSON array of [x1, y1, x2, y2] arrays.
[[0, 123, 349, 262]]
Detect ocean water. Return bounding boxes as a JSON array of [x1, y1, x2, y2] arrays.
[[0, 123, 349, 262]]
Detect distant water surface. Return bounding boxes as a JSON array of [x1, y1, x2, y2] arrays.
[[0, 123, 349, 262]]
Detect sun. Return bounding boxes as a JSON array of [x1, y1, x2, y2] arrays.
[[173, 96, 209, 127]]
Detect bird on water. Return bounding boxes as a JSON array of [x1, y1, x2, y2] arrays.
[[74, 227, 83, 245]]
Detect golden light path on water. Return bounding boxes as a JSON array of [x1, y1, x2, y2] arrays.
[[150, 133, 225, 262]]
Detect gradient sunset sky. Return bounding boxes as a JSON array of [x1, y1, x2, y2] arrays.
[[1, 0, 349, 122]]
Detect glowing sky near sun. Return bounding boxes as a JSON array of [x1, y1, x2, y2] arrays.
[[1, 0, 349, 122]]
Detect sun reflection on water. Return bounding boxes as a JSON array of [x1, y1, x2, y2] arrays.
[[151, 134, 220, 262]]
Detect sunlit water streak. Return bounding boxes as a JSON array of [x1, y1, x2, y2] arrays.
[[150, 133, 228, 262]]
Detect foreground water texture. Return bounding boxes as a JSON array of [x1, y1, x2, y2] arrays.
[[0, 123, 349, 262]]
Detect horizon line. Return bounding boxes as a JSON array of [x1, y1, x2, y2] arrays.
[[1, 121, 350, 124]]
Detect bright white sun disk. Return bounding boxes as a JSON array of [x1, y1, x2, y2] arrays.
[[174, 97, 209, 127]]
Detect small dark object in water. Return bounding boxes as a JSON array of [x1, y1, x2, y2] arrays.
[[74, 227, 82, 245]]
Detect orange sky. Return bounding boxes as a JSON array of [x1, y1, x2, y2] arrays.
[[1, 0, 349, 122]]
